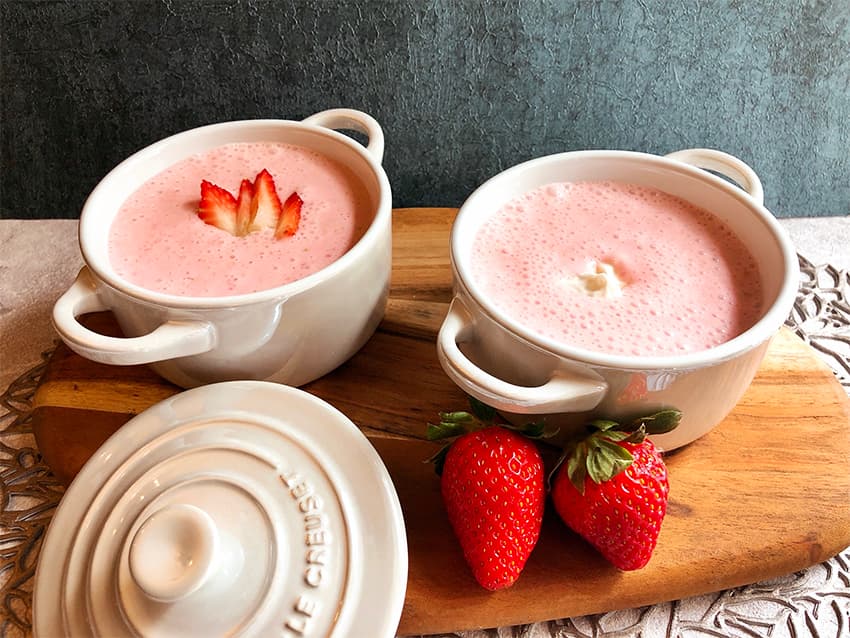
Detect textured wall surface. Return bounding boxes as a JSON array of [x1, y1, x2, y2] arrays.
[[2, 0, 849, 219]]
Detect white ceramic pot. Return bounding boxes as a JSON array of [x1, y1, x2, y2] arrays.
[[53, 109, 391, 388], [437, 149, 799, 450]]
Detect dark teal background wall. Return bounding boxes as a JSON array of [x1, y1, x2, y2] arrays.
[[2, 0, 849, 219]]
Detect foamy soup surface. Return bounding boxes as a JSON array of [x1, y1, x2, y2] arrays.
[[108, 142, 372, 297], [470, 181, 763, 357]]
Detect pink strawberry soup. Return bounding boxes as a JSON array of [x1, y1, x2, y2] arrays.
[[469, 181, 764, 357], [108, 141, 372, 297]]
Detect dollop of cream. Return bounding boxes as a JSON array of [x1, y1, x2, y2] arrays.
[[566, 260, 625, 298]]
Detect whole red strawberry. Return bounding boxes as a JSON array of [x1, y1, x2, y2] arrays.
[[550, 412, 679, 571], [428, 404, 547, 590]]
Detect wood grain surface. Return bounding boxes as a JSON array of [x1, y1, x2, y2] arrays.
[[32, 208, 850, 635]]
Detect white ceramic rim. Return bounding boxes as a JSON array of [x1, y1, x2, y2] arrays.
[[78, 118, 392, 309], [451, 149, 799, 370], [32, 380, 408, 638]]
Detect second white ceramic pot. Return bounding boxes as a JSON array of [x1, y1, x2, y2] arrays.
[[437, 149, 799, 450], [53, 109, 391, 388]]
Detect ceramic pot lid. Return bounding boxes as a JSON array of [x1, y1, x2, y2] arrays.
[[33, 381, 408, 637]]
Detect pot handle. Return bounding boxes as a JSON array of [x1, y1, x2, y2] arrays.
[[52, 267, 216, 366], [437, 297, 608, 414], [301, 108, 385, 164], [665, 148, 764, 205]]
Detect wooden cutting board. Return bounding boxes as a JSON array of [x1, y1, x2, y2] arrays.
[[32, 208, 850, 635]]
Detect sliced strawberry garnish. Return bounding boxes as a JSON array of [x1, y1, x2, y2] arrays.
[[249, 169, 283, 232], [197, 169, 299, 239], [197, 180, 238, 235], [275, 192, 303, 238], [235, 178, 254, 236]]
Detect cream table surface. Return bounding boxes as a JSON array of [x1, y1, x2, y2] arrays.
[[0, 216, 848, 638]]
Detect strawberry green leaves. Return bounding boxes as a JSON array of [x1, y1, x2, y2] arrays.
[[631, 409, 682, 435], [425, 397, 554, 475], [566, 434, 635, 494], [426, 411, 476, 442], [555, 409, 682, 494]]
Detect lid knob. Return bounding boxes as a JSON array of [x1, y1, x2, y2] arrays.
[[128, 503, 219, 602]]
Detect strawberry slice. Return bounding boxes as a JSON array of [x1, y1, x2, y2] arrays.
[[197, 180, 238, 235], [275, 192, 303, 238], [235, 178, 254, 236], [197, 169, 299, 239], [249, 169, 283, 232]]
